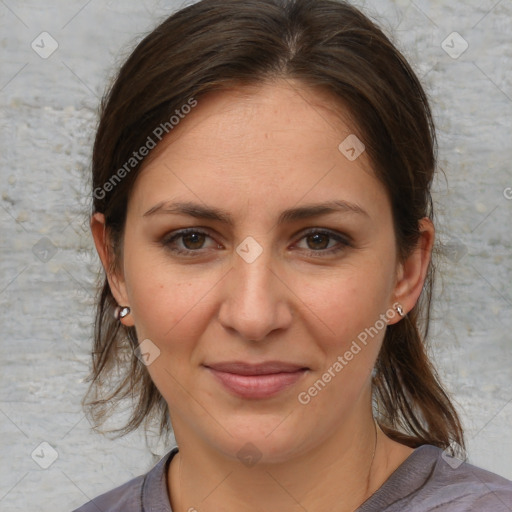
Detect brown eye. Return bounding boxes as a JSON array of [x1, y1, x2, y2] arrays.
[[162, 228, 219, 255], [294, 229, 351, 256], [182, 232, 206, 250], [306, 232, 330, 250]]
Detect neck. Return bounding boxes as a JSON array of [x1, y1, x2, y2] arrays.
[[168, 413, 390, 512]]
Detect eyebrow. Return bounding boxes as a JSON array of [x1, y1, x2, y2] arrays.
[[143, 199, 369, 225]]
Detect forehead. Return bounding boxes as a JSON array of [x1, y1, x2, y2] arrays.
[[128, 79, 388, 220]]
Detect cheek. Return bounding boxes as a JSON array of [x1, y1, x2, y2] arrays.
[[122, 243, 218, 348], [129, 277, 215, 344], [293, 258, 394, 347], [296, 267, 392, 405], [123, 263, 218, 405]]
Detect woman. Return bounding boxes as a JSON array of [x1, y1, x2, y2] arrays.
[[75, 0, 512, 510]]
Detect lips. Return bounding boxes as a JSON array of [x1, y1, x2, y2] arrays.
[[203, 361, 309, 399], [204, 361, 309, 375]]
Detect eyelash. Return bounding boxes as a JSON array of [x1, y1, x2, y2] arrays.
[[161, 228, 352, 257]]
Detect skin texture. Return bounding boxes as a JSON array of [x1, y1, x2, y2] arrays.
[[91, 79, 434, 512]]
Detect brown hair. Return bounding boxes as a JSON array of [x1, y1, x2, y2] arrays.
[[85, 0, 465, 455]]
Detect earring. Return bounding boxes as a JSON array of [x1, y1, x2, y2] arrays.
[[114, 305, 131, 320], [395, 304, 405, 317]]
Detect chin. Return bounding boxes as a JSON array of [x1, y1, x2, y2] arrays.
[[210, 420, 313, 466]]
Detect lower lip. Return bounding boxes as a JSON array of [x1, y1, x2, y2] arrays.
[[205, 367, 308, 399]]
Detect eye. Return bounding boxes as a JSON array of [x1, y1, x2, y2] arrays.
[[161, 227, 351, 258], [294, 229, 351, 256], [162, 228, 219, 255]]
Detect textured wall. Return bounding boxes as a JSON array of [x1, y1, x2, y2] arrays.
[[0, 1, 511, 510]]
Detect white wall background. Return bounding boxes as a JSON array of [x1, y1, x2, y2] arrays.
[[0, 0, 511, 510]]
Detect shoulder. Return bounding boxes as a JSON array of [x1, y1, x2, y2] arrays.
[[359, 444, 512, 512], [72, 473, 145, 512], [72, 447, 178, 512], [427, 446, 512, 511]]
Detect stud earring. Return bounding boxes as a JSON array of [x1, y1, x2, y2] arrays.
[[114, 306, 131, 320], [395, 304, 405, 317]]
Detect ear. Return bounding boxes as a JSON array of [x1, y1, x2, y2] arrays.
[[90, 212, 135, 327], [388, 217, 435, 325]]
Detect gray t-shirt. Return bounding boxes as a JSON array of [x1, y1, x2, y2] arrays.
[[73, 444, 512, 511]]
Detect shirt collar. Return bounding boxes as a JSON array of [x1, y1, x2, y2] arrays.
[[142, 446, 179, 511]]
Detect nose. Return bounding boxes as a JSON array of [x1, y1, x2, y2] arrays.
[[217, 246, 293, 342]]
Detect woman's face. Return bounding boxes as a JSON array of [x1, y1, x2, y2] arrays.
[[104, 80, 413, 463]]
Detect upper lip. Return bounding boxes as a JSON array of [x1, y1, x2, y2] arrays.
[[204, 361, 309, 375]]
